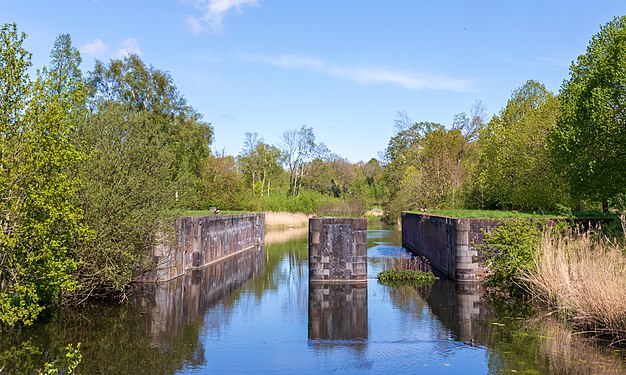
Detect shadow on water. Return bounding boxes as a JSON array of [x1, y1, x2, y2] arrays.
[[2, 228, 626, 374]]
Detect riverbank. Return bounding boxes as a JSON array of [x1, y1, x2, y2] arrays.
[[523, 224, 626, 344]]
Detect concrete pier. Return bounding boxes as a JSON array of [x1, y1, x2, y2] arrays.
[[308, 217, 367, 282]]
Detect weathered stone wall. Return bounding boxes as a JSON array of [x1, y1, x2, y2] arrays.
[[309, 217, 367, 282], [151, 213, 265, 282], [401, 212, 488, 282]]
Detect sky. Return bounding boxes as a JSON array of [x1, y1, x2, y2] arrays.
[[2, 1, 625, 162]]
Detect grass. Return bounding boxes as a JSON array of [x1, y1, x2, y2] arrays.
[[181, 210, 244, 216], [377, 269, 436, 286], [420, 208, 617, 220], [522, 222, 626, 344]]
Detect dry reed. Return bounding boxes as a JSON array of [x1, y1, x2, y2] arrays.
[[523, 224, 626, 343], [264, 211, 311, 229]]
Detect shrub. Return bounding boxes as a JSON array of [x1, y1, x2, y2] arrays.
[[478, 219, 543, 294]]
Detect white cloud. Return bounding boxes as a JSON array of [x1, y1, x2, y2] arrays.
[[79, 38, 109, 58], [241, 53, 476, 92], [183, 0, 260, 32], [114, 38, 142, 58], [185, 15, 204, 34]]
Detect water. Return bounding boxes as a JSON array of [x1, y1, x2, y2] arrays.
[[2, 229, 626, 374]]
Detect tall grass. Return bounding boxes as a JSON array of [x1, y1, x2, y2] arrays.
[[523, 222, 626, 343], [264, 211, 310, 229]]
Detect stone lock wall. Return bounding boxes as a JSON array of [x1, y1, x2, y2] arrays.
[[151, 213, 265, 282], [401, 212, 486, 282], [308, 217, 367, 282]]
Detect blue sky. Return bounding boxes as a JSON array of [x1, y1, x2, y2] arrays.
[[2, 1, 625, 162]]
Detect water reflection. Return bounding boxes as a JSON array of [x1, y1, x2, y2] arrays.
[[134, 243, 265, 348], [416, 280, 484, 344], [308, 283, 368, 342], [2, 230, 626, 374]]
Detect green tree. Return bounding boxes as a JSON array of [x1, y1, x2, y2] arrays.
[[550, 16, 626, 211], [238, 132, 282, 196], [73, 103, 176, 300], [280, 125, 326, 196], [451, 101, 486, 208], [86, 54, 213, 208], [47, 33, 84, 108], [474, 80, 565, 211], [201, 152, 250, 210], [0, 24, 88, 326]]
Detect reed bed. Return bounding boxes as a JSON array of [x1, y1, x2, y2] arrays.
[[264, 211, 311, 229], [523, 224, 626, 343]]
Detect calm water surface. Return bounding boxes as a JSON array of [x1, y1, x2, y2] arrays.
[[2, 229, 626, 374]]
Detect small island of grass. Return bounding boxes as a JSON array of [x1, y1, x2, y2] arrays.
[[377, 269, 436, 286]]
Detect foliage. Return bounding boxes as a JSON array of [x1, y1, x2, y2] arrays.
[[86, 54, 213, 208], [259, 190, 338, 214], [238, 132, 282, 197], [377, 269, 435, 286], [73, 103, 177, 300], [0, 23, 89, 326], [477, 219, 543, 295], [473, 80, 566, 211], [280, 125, 327, 196], [46, 33, 84, 109], [382, 105, 485, 221], [200, 152, 252, 211], [551, 16, 626, 210], [38, 343, 82, 375], [425, 209, 563, 219]]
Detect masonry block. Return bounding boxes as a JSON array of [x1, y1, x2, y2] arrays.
[[309, 217, 367, 282]]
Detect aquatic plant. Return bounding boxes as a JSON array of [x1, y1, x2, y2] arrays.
[[377, 269, 436, 286]]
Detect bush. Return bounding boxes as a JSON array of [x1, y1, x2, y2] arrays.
[[478, 219, 543, 294]]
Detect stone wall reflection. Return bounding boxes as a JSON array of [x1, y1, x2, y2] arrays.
[[308, 283, 368, 342], [134, 244, 264, 348], [417, 280, 485, 344]]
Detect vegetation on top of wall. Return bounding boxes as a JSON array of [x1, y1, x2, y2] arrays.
[[416, 209, 618, 220], [421, 209, 563, 219]]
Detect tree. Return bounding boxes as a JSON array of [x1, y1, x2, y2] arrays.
[[86, 54, 213, 208], [550, 16, 626, 210], [0, 24, 88, 326], [238, 132, 282, 196], [73, 103, 177, 300], [474, 80, 564, 211], [201, 151, 249, 210], [280, 125, 326, 196], [47, 33, 84, 108], [451, 101, 486, 208]]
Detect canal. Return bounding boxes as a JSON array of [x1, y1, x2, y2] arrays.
[[2, 229, 625, 374]]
